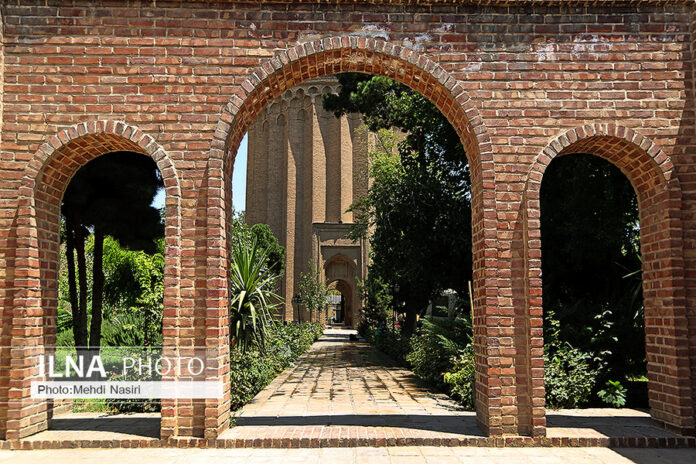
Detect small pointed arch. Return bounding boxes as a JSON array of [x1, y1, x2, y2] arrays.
[[517, 123, 691, 436], [6, 121, 181, 439]]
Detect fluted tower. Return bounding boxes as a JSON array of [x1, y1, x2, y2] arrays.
[[245, 76, 369, 327]]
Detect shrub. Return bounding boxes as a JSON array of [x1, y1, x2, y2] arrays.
[[544, 342, 598, 408], [229, 240, 280, 353], [357, 276, 393, 332], [374, 326, 410, 363], [229, 348, 278, 410], [443, 345, 475, 410], [406, 318, 470, 389], [597, 380, 627, 408], [229, 322, 322, 411]]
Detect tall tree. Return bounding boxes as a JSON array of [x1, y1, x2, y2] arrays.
[[323, 74, 472, 334], [62, 151, 164, 349]]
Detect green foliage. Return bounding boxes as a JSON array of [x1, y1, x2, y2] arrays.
[[443, 345, 475, 410], [406, 318, 470, 389], [324, 74, 472, 334], [250, 223, 286, 276], [62, 151, 164, 348], [229, 240, 281, 353], [297, 262, 330, 322], [543, 312, 598, 408], [541, 154, 645, 390], [356, 276, 393, 335], [56, 236, 165, 348], [230, 322, 322, 411], [230, 210, 286, 277], [374, 326, 411, 363], [127, 248, 164, 346], [598, 380, 628, 408]]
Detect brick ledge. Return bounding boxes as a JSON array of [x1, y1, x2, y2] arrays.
[[2, 435, 695, 450]]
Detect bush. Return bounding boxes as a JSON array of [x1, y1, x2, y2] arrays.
[[443, 345, 475, 410], [229, 322, 322, 411], [357, 276, 393, 331], [544, 342, 598, 408], [374, 326, 410, 363], [598, 380, 627, 408], [406, 318, 470, 389]]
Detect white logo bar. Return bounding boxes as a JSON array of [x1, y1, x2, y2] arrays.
[[31, 381, 224, 399]]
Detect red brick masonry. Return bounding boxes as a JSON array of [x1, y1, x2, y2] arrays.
[[0, 0, 695, 441]]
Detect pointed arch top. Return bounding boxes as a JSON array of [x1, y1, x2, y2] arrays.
[[19, 120, 181, 204], [211, 35, 493, 177]]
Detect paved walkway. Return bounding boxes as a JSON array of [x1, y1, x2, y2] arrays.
[[221, 328, 481, 443], [3, 446, 696, 464], [220, 329, 679, 444], [16, 329, 690, 449]]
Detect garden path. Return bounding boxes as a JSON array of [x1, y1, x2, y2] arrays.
[[219, 329, 679, 445]]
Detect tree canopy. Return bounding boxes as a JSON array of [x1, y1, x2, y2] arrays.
[[323, 73, 473, 333], [62, 151, 164, 349]]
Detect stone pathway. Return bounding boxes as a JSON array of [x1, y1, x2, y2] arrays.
[[221, 328, 481, 443], [220, 329, 680, 445], [2, 446, 696, 464]]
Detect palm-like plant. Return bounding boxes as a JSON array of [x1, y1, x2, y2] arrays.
[[229, 240, 281, 353]]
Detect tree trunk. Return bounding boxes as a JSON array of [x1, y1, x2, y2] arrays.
[[89, 227, 104, 351], [75, 227, 89, 348], [404, 309, 418, 336], [65, 217, 81, 347], [403, 292, 429, 336]]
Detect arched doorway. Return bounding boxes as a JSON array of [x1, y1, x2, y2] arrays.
[[521, 125, 694, 436], [5, 121, 182, 440], [210, 36, 507, 437], [324, 254, 358, 328]]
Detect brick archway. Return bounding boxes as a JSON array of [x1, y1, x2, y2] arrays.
[[324, 254, 358, 328], [520, 124, 694, 436], [207, 35, 503, 436], [5, 120, 181, 440], [328, 279, 354, 328]]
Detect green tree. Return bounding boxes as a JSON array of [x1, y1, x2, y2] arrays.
[[230, 210, 286, 277], [298, 263, 330, 323], [62, 151, 164, 349], [323, 74, 472, 334]]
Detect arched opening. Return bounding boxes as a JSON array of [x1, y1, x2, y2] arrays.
[[5, 122, 181, 441], [327, 279, 353, 327], [324, 254, 358, 329], [211, 37, 508, 438], [522, 125, 694, 437]]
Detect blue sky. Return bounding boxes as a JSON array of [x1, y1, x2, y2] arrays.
[[152, 133, 248, 211]]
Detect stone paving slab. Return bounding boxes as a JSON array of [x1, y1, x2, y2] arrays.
[[2, 446, 696, 464]]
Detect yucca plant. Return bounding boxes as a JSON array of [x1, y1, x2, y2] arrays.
[[229, 240, 281, 353]]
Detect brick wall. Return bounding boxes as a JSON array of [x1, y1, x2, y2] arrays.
[[0, 0, 695, 439]]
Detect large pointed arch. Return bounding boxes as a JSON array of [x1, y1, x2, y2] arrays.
[[206, 35, 502, 435]]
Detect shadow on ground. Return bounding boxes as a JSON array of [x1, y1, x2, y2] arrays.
[[44, 415, 161, 439], [234, 414, 484, 436]]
